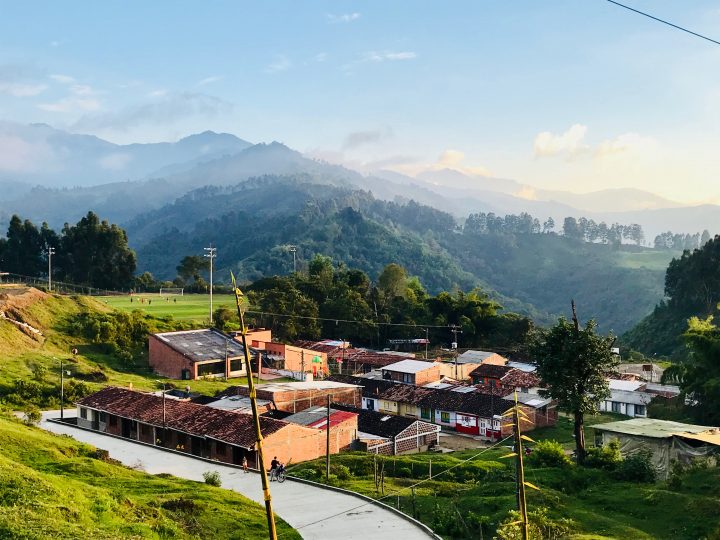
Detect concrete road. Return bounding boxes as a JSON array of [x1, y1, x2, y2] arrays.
[[40, 413, 436, 540]]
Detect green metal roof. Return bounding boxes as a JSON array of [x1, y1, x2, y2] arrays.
[[590, 417, 715, 439]]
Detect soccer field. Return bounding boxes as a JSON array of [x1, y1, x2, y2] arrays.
[[99, 293, 238, 321]]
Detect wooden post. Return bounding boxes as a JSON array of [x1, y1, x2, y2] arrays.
[[412, 487, 417, 519], [232, 274, 277, 540], [429, 458, 432, 479], [326, 394, 331, 483], [514, 395, 529, 540]]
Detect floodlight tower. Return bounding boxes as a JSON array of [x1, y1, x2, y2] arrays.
[[46, 244, 55, 291], [204, 245, 217, 323], [289, 245, 297, 274]]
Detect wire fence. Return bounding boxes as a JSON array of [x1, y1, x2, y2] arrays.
[[0, 272, 128, 296]]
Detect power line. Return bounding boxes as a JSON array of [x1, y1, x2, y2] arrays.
[[245, 309, 452, 329], [605, 0, 720, 46]]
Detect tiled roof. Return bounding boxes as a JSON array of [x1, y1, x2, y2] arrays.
[[332, 404, 427, 438], [470, 364, 514, 379], [78, 386, 288, 448], [500, 369, 540, 389]]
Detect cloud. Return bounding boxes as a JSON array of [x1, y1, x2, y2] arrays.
[[38, 83, 102, 112], [342, 127, 393, 150], [533, 124, 590, 159], [266, 55, 291, 73], [0, 82, 47, 97], [49, 74, 75, 84], [148, 89, 168, 97], [361, 51, 417, 62], [327, 13, 360, 23], [197, 75, 222, 86], [383, 148, 491, 177], [0, 130, 55, 173], [99, 152, 133, 170], [0, 64, 48, 97], [72, 92, 232, 131], [595, 132, 656, 159], [437, 149, 465, 168]]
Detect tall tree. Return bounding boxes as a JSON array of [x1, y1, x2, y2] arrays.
[[176, 255, 210, 285], [532, 302, 618, 464]]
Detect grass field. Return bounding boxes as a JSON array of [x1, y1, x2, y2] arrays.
[[0, 414, 299, 539], [615, 249, 679, 271], [99, 294, 238, 322], [289, 447, 720, 539]]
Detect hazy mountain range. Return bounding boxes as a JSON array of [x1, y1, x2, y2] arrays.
[[0, 122, 717, 240]]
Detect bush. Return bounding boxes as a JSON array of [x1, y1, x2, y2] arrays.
[[613, 449, 657, 483], [330, 464, 352, 480], [203, 470, 222, 487], [585, 440, 621, 470], [496, 507, 576, 540], [23, 405, 41, 425], [529, 440, 572, 468]]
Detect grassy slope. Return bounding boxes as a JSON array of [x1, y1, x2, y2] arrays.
[[289, 446, 720, 540], [0, 291, 254, 404], [0, 415, 299, 539]]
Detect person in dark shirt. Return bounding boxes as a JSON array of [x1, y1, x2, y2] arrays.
[[270, 456, 280, 481]]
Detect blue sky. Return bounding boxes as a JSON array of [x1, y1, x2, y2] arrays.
[[1, 1, 720, 202]]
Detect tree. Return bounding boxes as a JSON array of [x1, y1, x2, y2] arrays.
[[701, 230, 711, 246], [542, 217, 555, 234], [562, 217, 582, 240], [532, 302, 618, 464], [176, 255, 209, 285]]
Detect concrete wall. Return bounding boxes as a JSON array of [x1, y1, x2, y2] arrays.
[[235, 386, 362, 414], [259, 342, 329, 376], [436, 362, 481, 381], [384, 366, 441, 386]]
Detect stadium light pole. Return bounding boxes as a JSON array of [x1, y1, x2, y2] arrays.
[[289, 245, 297, 274], [46, 244, 55, 292], [204, 245, 216, 323]]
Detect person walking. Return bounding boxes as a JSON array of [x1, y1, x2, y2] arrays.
[[242, 456, 248, 473]]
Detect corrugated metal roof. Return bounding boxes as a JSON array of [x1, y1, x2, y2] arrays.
[[153, 328, 246, 363], [591, 418, 716, 439], [608, 379, 645, 392], [381, 359, 438, 374]]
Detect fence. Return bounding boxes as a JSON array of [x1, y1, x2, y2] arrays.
[[0, 272, 128, 296]]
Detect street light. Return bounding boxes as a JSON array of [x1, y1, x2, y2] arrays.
[[204, 245, 217, 323], [45, 244, 55, 292]]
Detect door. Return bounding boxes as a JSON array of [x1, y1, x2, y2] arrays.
[[191, 436, 203, 456], [366, 399, 375, 411], [121, 418, 132, 438]]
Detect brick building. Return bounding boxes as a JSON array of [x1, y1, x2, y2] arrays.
[[216, 380, 363, 414], [380, 359, 441, 386], [283, 407, 359, 453], [149, 329, 254, 380], [76, 387, 333, 467]]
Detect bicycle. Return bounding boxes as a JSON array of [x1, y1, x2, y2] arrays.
[[277, 468, 286, 483]]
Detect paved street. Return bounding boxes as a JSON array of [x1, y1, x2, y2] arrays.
[[40, 413, 435, 540]]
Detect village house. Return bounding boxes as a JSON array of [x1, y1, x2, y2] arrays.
[[456, 350, 509, 365], [243, 331, 330, 379], [282, 407, 359, 453], [149, 328, 253, 380], [470, 364, 540, 393], [380, 359, 442, 386], [215, 380, 363, 414], [333, 404, 440, 455], [76, 387, 333, 467], [501, 392, 558, 429]]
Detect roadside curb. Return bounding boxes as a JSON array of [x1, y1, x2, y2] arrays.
[[45, 417, 442, 539], [287, 475, 443, 540]]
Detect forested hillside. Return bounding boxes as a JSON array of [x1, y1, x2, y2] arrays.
[[623, 235, 720, 358], [129, 176, 671, 333]]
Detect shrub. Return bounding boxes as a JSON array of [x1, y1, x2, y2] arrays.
[[203, 470, 222, 487], [529, 440, 572, 468], [496, 507, 576, 540], [585, 439, 621, 470], [614, 449, 657, 483], [330, 464, 352, 480], [23, 405, 41, 425]]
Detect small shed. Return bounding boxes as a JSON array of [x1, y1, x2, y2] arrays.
[[591, 418, 720, 478]]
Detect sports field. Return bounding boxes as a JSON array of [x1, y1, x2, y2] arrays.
[[99, 293, 238, 322]]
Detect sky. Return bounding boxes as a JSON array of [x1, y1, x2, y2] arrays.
[[1, 1, 720, 203]]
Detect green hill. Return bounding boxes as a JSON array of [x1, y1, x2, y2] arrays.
[[622, 235, 720, 358], [0, 414, 299, 539], [129, 177, 670, 333]]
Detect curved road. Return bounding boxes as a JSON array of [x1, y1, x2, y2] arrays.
[[40, 414, 435, 540]]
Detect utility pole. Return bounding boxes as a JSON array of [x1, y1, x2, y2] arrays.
[[59, 358, 64, 420], [514, 399, 530, 540], [204, 245, 216, 323], [289, 245, 297, 274], [301, 350, 305, 381], [450, 325, 462, 380], [231, 273, 277, 540], [424, 328, 429, 360], [326, 394, 331, 483], [46, 244, 55, 292]]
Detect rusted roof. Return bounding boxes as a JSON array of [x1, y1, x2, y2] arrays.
[[470, 364, 514, 379], [500, 369, 540, 389], [78, 386, 288, 448], [152, 329, 247, 363]]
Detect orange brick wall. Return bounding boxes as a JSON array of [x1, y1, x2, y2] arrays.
[[233, 386, 362, 413], [261, 423, 326, 467], [436, 362, 481, 381], [385, 366, 441, 385], [148, 336, 195, 379]]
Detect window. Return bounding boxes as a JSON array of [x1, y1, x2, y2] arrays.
[[635, 405, 646, 416], [216, 441, 227, 455], [421, 407, 431, 420], [80, 408, 88, 420], [611, 401, 621, 413], [109, 415, 117, 427], [441, 411, 450, 423], [197, 361, 225, 377], [140, 424, 150, 436], [229, 358, 244, 373], [98, 412, 106, 423], [489, 379, 496, 388], [366, 399, 375, 411], [402, 373, 413, 384]]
